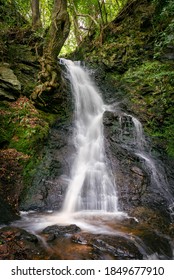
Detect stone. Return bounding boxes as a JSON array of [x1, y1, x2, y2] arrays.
[[0, 197, 19, 224], [71, 232, 143, 260], [42, 224, 81, 239], [0, 88, 16, 100], [0, 63, 21, 101], [0, 64, 21, 90], [20, 121, 73, 211], [0, 227, 48, 260], [131, 166, 144, 177]]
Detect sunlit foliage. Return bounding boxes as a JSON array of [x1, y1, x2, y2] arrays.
[[5, 0, 128, 54]]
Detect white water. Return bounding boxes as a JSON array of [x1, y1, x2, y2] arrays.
[[121, 113, 174, 208], [61, 59, 118, 214]]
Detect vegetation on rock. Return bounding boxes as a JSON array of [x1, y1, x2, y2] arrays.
[[73, 0, 174, 157], [0, 0, 71, 219]]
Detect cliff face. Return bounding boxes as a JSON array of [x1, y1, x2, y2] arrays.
[[0, 2, 71, 223], [72, 0, 174, 158]]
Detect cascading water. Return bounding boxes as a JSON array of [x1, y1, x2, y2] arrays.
[[119, 113, 174, 213], [8, 59, 174, 260], [61, 59, 118, 214]]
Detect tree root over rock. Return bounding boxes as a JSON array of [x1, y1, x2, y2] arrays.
[[31, 56, 65, 112]]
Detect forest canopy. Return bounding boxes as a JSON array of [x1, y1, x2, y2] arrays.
[[1, 0, 128, 54]]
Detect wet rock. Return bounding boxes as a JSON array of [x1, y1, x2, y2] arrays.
[[103, 107, 172, 219], [20, 121, 73, 211], [0, 149, 28, 220], [72, 232, 143, 260], [0, 227, 48, 260], [42, 224, 81, 241], [129, 206, 170, 233], [0, 197, 19, 224], [169, 224, 174, 238], [131, 166, 144, 177], [135, 228, 173, 259]]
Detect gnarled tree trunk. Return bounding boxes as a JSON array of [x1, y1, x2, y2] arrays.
[[32, 0, 70, 111]]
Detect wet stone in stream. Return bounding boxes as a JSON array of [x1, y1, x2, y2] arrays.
[[40, 224, 143, 260], [42, 224, 81, 242], [0, 227, 48, 260], [71, 233, 143, 260]]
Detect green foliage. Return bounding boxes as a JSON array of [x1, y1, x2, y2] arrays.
[[61, 0, 128, 55], [0, 0, 54, 29], [0, 0, 27, 27], [154, 19, 174, 58], [40, 0, 54, 27], [153, 0, 174, 18], [152, 0, 174, 58], [0, 103, 13, 147], [13, 0, 31, 21], [122, 61, 174, 157], [164, 124, 174, 156], [0, 0, 129, 55]]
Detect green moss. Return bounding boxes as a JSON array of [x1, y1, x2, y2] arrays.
[[21, 155, 42, 194], [9, 123, 49, 155], [0, 97, 59, 189], [38, 110, 58, 126], [2, 99, 48, 156], [121, 60, 174, 156]]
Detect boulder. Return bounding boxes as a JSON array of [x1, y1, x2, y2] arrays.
[[0, 226, 48, 260], [0, 197, 19, 225], [0, 63, 21, 101], [42, 224, 81, 242]]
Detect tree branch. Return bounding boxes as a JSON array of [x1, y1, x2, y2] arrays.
[[76, 13, 99, 26]]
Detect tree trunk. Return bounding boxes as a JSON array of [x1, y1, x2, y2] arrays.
[[44, 0, 70, 61], [70, 0, 82, 46], [32, 0, 70, 111], [31, 0, 42, 30]]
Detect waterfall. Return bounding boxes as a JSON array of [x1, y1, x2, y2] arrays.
[[8, 60, 173, 261], [119, 113, 174, 210], [60, 59, 118, 214], [9, 60, 173, 260]]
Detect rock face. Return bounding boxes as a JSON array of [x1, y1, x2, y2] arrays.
[[0, 198, 19, 224], [71, 232, 143, 260], [0, 63, 21, 101], [0, 149, 29, 224], [99, 74, 173, 221], [20, 118, 73, 211], [0, 227, 48, 260], [0, 16, 71, 219]]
